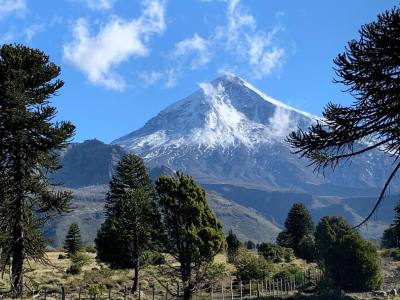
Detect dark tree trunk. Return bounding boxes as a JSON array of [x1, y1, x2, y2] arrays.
[[181, 261, 193, 300], [11, 222, 24, 298], [132, 261, 139, 292]]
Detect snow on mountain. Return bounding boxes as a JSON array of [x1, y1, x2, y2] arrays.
[[113, 74, 398, 193], [114, 74, 314, 152]]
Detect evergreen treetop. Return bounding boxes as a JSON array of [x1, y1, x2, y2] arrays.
[[64, 223, 82, 255]]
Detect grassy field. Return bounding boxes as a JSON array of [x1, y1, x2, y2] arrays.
[[0, 249, 398, 299]]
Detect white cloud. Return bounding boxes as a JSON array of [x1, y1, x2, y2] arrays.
[[63, 0, 166, 91], [83, 0, 116, 11], [268, 106, 296, 138], [172, 34, 211, 69], [24, 24, 45, 41], [139, 71, 163, 86], [0, 0, 26, 19]]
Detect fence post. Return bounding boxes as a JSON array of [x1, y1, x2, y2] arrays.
[[211, 283, 213, 300], [257, 282, 260, 298], [221, 281, 224, 300], [108, 287, 111, 300], [249, 280, 251, 298], [124, 286, 127, 300], [43, 288, 47, 300], [139, 283, 141, 300], [152, 285, 155, 300], [230, 280, 233, 300], [165, 284, 168, 300], [78, 287, 81, 300], [240, 281, 242, 300], [61, 286, 65, 300], [177, 282, 180, 299]]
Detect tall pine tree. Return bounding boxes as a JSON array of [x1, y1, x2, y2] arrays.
[[95, 154, 159, 292], [155, 172, 225, 300], [64, 223, 82, 256], [381, 202, 400, 248], [276, 203, 314, 258], [226, 230, 240, 263], [0, 44, 75, 297]]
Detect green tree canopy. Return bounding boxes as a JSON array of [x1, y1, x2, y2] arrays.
[[155, 172, 225, 300], [226, 230, 241, 263], [0, 44, 75, 296], [287, 7, 400, 227], [95, 154, 160, 292], [381, 202, 400, 248], [315, 216, 381, 292], [276, 203, 314, 259], [64, 223, 82, 256]]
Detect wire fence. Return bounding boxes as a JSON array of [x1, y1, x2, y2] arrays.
[[0, 269, 323, 299]]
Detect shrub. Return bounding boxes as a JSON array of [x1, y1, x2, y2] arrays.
[[141, 250, 166, 266], [390, 248, 400, 261], [234, 249, 273, 281], [273, 265, 303, 280], [257, 242, 294, 263], [84, 244, 96, 254], [316, 217, 382, 292], [67, 252, 91, 275], [58, 254, 66, 260]]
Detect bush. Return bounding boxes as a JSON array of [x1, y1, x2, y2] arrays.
[[273, 265, 303, 280], [58, 254, 66, 260], [316, 217, 381, 292], [66, 263, 82, 275], [257, 242, 294, 263], [390, 248, 400, 261], [234, 249, 273, 281], [67, 252, 91, 275], [141, 250, 166, 266], [84, 244, 96, 253]]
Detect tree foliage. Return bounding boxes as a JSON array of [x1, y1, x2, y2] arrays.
[[155, 172, 225, 300], [0, 44, 75, 296], [95, 154, 159, 292], [315, 216, 382, 292], [234, 248, 272, 282], [257, 242, 294, 263], [276, 203, 314, 258], [226, 230, 240, 263], [381, 202, 400, 248], [287, 7, 400, 226], [64, 223, 82, 256]]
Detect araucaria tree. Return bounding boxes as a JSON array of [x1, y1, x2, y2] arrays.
[[381, 202, 400, 248], [287, 7, 400, 226], [226, 230, 240, 263], [155, 172, 225, 300], [0, 44, 75, 296], [95, 154, 159, 292], [276, 203, 314, 259], [64, 223, 82, 256]]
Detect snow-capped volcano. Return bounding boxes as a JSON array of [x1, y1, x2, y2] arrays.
[[114, 74, 314, 152], [113, 74, 397, 192]]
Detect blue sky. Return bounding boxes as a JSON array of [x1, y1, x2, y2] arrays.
[[1, 0, 397, 143]]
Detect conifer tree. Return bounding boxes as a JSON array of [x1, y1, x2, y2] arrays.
[[0, 44, 75, 297], [276, 203, 314, 258], [226, 230, 240, 263], [64, 223, 82, 256], [287, 7, 400, 227], [95, 154, 159, 292], [155, 172, 225, 300], [381, 202, 400, 248]]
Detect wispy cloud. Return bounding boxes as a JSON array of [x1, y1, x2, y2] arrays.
[[63, 0, 166, 91], [139, 71, 163, 86], [158, 0, 284, 88], [0, 0, 26, 20], [172, 34, 211, 70]]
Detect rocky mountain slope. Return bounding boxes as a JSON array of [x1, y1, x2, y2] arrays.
[[47, 74, 398, 246]]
